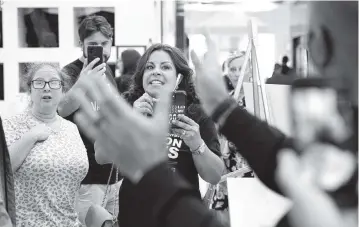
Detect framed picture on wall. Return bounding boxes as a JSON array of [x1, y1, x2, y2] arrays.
[[116, 45, 146, 60]]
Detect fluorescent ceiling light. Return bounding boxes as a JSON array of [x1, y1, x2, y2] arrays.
[[184, 1, 278, 12], [240, 1, 278, 12]]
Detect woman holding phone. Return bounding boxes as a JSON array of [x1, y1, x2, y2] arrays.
[[118, 43, 224, 227]]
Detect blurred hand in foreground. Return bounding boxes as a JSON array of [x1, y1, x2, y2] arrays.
[[72, 71, 172, 184], [276, 146, 357, 227], [190, 32, 229, 116]]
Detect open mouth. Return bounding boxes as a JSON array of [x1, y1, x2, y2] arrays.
[[42, 95, 52, 100], [150, 80, 164, 85]]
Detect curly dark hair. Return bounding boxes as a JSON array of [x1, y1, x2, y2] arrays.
[[123, 43, 199, 106]]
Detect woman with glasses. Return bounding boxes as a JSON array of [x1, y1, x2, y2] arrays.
[[2, 63, 88, 227]]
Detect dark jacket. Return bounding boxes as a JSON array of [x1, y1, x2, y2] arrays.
[[0, 117, 15, 227]]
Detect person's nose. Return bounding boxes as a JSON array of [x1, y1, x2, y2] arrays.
[[44, 82, 51, 91], [152, 67, 162, 76]]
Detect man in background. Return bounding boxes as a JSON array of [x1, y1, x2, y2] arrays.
[[57, 15, 121, 225]]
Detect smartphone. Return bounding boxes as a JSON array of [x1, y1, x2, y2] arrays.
[[290, 78, 357, 207], [87, 45, 103, 68], [170, 90, 187, 129]]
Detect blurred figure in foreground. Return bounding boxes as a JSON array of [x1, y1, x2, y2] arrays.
[[70, 1, 357, 227], [0, 120, 15, 227], [115, 49, 141, 93]]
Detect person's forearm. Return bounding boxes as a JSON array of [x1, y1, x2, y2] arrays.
[[57, 84, 81, 117], [8, 131, 37, 172], [192, 145, 224, 185], [216, 98, 292, 193]]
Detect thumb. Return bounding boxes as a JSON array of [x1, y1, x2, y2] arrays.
[[153, 86, 172, 132], [83, 58, 88, 69]]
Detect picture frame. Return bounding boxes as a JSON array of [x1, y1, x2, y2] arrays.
[[116, 45, 147, 60]]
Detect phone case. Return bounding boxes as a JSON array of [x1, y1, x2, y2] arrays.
[[170, 90, 187, 129], [87, 46, 103, 68]]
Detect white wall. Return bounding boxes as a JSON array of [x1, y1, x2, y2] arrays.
[[0, 0, 160, 116]]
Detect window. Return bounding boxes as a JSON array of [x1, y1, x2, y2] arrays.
[[74, 7, 115, 47], [18, 8, 59, 48]]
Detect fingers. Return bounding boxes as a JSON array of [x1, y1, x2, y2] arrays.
[[190, 50, 202, 71], [177, 114, 197, 126], [139, 108, 153, 116], [94, 76, 133, 119], [92, 62, 107, 73], [172, 128, 192, 135], [203, 30, 218, 58], [153, 86, 172, 131], [140, 93, 154, 106], [85, 58, 101, 71], [172, 128, 185, 136], [82, 58, 88, 69], [77, 74, 105, 108], [73, 88, 100, 122], [171, 119, 192, 131], [135, 102, 153, 115]]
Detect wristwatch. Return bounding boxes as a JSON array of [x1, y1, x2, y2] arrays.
[[191, 142, 206, 156]]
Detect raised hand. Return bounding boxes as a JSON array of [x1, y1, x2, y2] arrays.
[[78, 58, 106, 84], [72, 69, 172, 183], [276, 147, 357, 227], [191, 31, 229, 116], [171, 114, 203, 151]]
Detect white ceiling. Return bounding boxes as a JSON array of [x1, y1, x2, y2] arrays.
[[184, 1, 308, 35]]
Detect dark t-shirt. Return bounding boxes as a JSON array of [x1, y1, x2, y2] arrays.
[[62, 59, 119, 185], [118, 104, 221, 227]]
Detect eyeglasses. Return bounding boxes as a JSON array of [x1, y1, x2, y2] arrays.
[[31, 80, 63, 89]]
